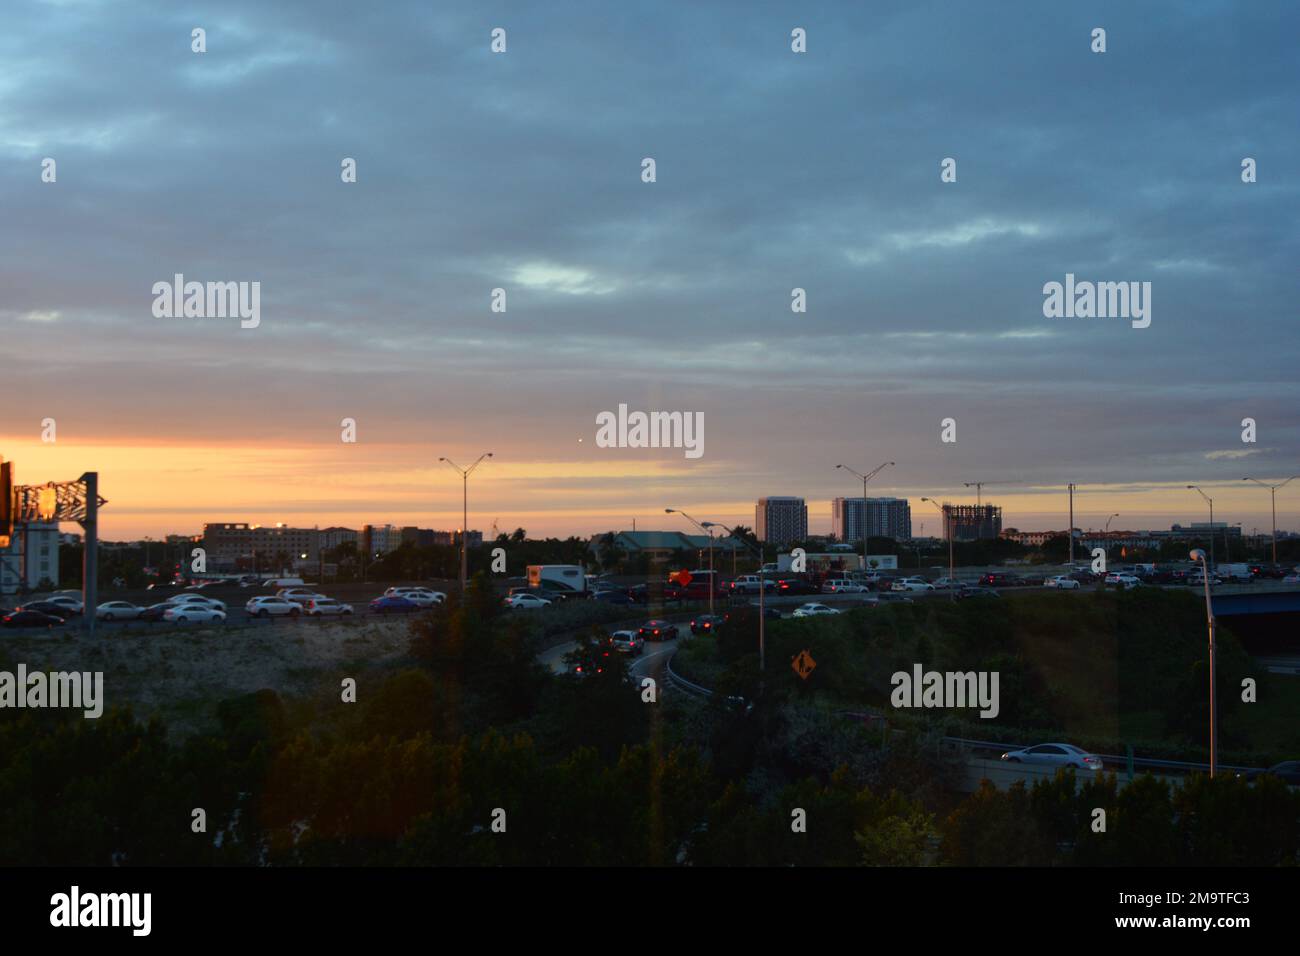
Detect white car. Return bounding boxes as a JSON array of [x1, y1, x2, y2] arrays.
[[305, 598, 353, 617], [163, 605, 227, 625], [1283, 573, 1300, 584], [1044, 575, 1081, 590], [1104, 573, 1141, 589], [1001, 743, 1104, 771], [390, 588, 445, 608], [792, 603, 840, 618], [245, 597, 301, 617], [931, 577, 965, 590], [166, 594, 227, 611], [44, 595, 85, 614], [822, 580, 869, 594], [1186, 571, 1221, 587], [95, 601, 143, 621], [892, 578, 935, 592], [504, 593, 552, 610]]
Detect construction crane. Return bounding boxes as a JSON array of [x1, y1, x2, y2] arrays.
[[962, 480, 1026, 507]]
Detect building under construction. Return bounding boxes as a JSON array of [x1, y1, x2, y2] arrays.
[[942, 504, 1003, 541]]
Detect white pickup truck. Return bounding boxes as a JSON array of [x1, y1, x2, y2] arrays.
[[729, 575, 774, 594]]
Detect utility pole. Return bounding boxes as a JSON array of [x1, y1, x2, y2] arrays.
[[836, 462, 894, 574], [1067, 483, 1075, 567], [440, 453, 493, 594], [1187, 485, 1215, 570], [1243, 476, 1299, 565]]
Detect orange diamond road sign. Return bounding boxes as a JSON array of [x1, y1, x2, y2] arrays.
[[792, 649, 817, 680], [673, 569, 693, 587]]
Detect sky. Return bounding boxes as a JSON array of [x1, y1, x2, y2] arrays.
[[2, 0, 1298, 541]]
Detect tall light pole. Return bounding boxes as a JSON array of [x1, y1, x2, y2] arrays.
[[921, 497, 954, 601], [666, 508, 713, 616], [1242, 476, 1299, 565], [439, 453, 492, 594], [1067, 483, 1076, 567], [1190, 548, 1217, 777], [1187, 485, 1215, 570], [1105, 513, 1120, 533], [705, 521, 766, 672], [835, 461, 894, 574]]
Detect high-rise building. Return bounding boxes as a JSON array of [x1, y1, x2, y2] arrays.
[[832, 497, 913, 541], [942, 504, 1003, 541], [0, 521, 60, 596], [756, 497, 808, 545]]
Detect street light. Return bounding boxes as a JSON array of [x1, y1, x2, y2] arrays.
[[835, 462, 895, 574], [666, 508, 714, 616], [1186, 485, 1215, 570], [1242, 476, 1299, 565], [704, 520, 766, 672], [1105, 513, 1120, 533], [1190, 548, 1218, 778], [439, 453, 493, 594], [921, 497, 955, 601]]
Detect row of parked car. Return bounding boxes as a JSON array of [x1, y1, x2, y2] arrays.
[[1, 585, 449, 628]]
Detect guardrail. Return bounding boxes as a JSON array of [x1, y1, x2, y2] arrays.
[[668, 654, 1268, 775], [665, 655, 713, 698], [943, 736, 1263, 775]]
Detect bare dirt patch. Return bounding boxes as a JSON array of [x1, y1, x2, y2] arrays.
[[0, 618, 415, 738]]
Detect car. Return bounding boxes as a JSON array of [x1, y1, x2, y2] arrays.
[[592, 589, 634, 605], [163, 605, 227, 625], [2, 609, 66, 628], [138, 602, 175, 621], [1238, 761, 1300, 785], [637, 620, 675, 641], [690, 614, 724, 635], [146, 581, 181, 592], [979, 572, 1016, 587], [370, 595, 419, 614], [957, 585, 1000, 599], [1044, 575, 1081, 590], [245, 597, 301, 618], [730, 575, 775, 594], [776, 578, 818, 596], [931, 577, 965, 590], [503, 593, 551, 610], [17, 600, 77, 619], [1284, 573, 1300, 584], [607, 630, 644, 655], [892, 577, 935, 592], [166, 594, 228, 611], [1185, 571, 1221, 587], [393, 589, 445, 608], [95, 601, 144, 621], [277, 588, 327, 606], [39, 595, 84, 615], [1001, 743, 1104, 771], [305, 598, 354, 617], [1104, 573, 1141, 589], [822, 579, 870, 594], [792, 603, 840, 618], [624, 583, 683, 605]]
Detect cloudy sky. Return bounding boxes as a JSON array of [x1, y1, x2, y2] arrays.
[[2, 0, 1298, 540]]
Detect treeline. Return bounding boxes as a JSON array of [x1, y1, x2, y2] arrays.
[[0, 577, 1296, 866]]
